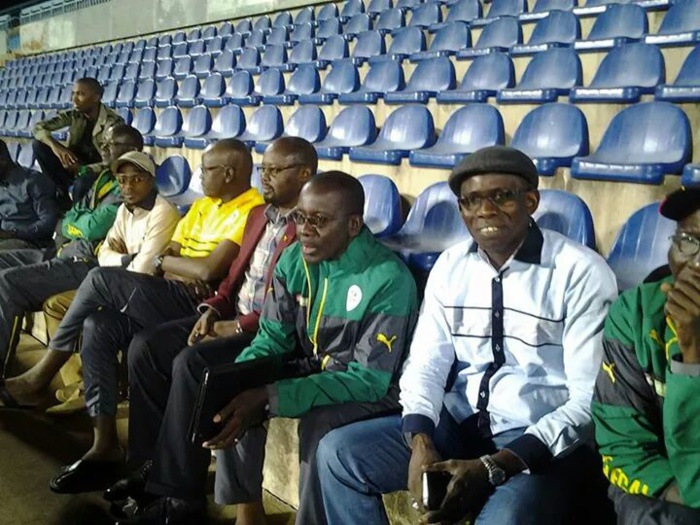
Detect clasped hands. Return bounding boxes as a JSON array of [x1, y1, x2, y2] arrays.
[[202, 386, 268, 450], [661, 263, 700, 363]]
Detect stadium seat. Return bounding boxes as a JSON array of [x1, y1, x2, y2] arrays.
[[368, 0, 393, 17], [338, 59, 405, 103], [376, 8, 406, 35], [115, 107, 132, 125], [273, 11, 293, 29], [457, 16, 523, 58], [534, 189, 596, 249], [193, 54, 214, 78], [315, 35, 349, 67], [205, 37, 225, 56], [472, 0, 528, 27], [237, 19, 253, 36], [574, 4, 648, 51], [519, 0, 576, 21], [497, 47, 582, 103], [347, 30, 386, 63], [253, 16, 271, 34], [570, 101, 691, 184], [437, 51, 514, 102], [358, 174, 403, 237], [294, 6, 315, 27], [199, 73, 228, 107], [259, 44, 290, 72], [142, 48, 157, 62], [570, 43, 665, 102], [213, 49, 237, 76], [172, 42, 188, 58], [172, 105, 213, 148], [267, 27, 290, 47], [385, 56, 456, 103], [156, 46, 172, 61], [510, 10, 580, 55], [156, 155, 192, 197], [0, 110, 18, 136], [152, 106, 184, 148], [237, 47, 263, 72], [317, 18, 343, 41], [287, 40, 318, 68], [411, 21, 471, 61], [132, 79, 156, 108], [155, 58, 174, 80], [184, 104, 246, 149], [382, 181, 469, 272], [510, 103, 588, 176], [202, 25, 218, 40], [299, 61, 360, 104], [55, 86, 72, 109], [248, 68, 286, 103], [340, 0, 366, 23], [314, 106, 377, 159], [350, 105, 436, 165], [644, 0, 700, 46], [139, 61, 156, 80], [430, 0, 481, 33], [133, 107, 156, 145], [226, 70, 257, 105], [655, 44, 700, 102], [344, 13, 372, 39], [264, 65, 320, 105], [290, 23, 316, 45], [369, 26, 426, 62], [22, 110, 44, 138], [109, 64, 126, 82], [114, 80, 137, 108], [681, 163, 700, 186], [97, 66, 111, 83], [254, 105, 327, 153], [220, 21, 234, 37], [172, 31, 187, 44], [124, 63, 140, 81], [247, 30, 267, 49], [172, 56, 193, 80], [226, 33, 245, 53], [102, 82, 119, 107], [154, 77, 178, 108], [9, 110, 31, 138], [176, 75, 202, 107], [317, 3, 340, 24], [237, 105, 284, 148], [607, 202, 675, 290], [409, 104, 505, 167], [17, 88, 36, 110], [409, 3, 442, 28]]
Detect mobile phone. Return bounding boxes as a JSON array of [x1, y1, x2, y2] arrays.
[[422, 470, 450, 511]]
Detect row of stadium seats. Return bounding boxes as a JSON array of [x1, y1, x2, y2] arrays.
[[3, 101, 697, 186]]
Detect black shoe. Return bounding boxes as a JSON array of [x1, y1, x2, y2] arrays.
[[114, 497, 207, 525], [49, 458, 123, 494], [104, 460, 153, 502]]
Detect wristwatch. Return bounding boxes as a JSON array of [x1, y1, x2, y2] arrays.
[[152, 255, 165, 273], [479, 455, 506, 486]]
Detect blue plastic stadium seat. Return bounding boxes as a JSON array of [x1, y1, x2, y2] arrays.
[[154, 77, 178, 108], [533, 189, 596, 249], [172, 42, 189, 58], [133, 79, 156, 108], [185, 104, 246, 149], [290, 23, 316, 45], [314, 106, 377, 159], [226, 33, 245, 54], [97, 66, 111, 83], [315, 35, 349, 67], [110, 64, 126, 82], [173, 31, 187, 44], [259, 44, 290, 72], [155, 58, 174, 80], [472, 0, 528, 27], [348, 30, 386, 63], [294, 6, 315, 27], [193, 54, 214, 78], [115, 107, 132, 125], [237, 105, 284, 148], [358, 174, 403, 237], [102, 82, 119, 108], [409, 3, 442, 28], [385, 57, 455, 103], [264, 65, 320, 105], [205, 37, 225, 57], [340, 0, 366, 23], [681, 163, 700, 186], [369, 26, 426, 62], [213, 50, 237, 76], [510, 10, 580, 55], [510, 103, 588, 176], [382, 181, 470, 272], [655, 44, 700, 102], [267, 27, 289, 48], [142, 48, 157, 62], [124, 63, 140, 81], [570, 43, 665, 103], [409, 104, 504, 167], [237, 47, 263, 72], [22, 110, 44, 138], [241, 18, 258, 35], [437, 51, 514, 102], [607, 202, 676, 290], [519, 0, 576, 22], [273, 11, 293, 29], [299, 61, 360, 104], [431, 0, 481, 32], [0, 110, 18, 136], [574, 4, 648, 52], [338, 59, 405, 103], [344, 14, 372, 38], [153, 106, 184, 147], [156, 46, 172, 61], [317, 4, 340, 24], [497, 47, 582, 103], [247, 68, 285, 104], [571, 101, 691, 184], [224, 71, 257, 106], [172, 56, 193, 80], [287, 40, 317, 69], [114, 80, 137, 108], [220, 21, 234, 37], [139, 62, 156, 80], [457, 16, 523, 58], [350, 105, 436, 165], [254, 105, 327, 153], [156, 155, 192, 197], [202, 25, 218, 40], [10, 110, 31, 138], [175, 105, 212, 148], [411, 22, 471, 61], [175, 75, 202, 108], [376, 8, 406, 35], [317, 18, 343, 41], [133, 107, 156, 145], [200, 73, 228, 107], [645, 0, 700, 46]]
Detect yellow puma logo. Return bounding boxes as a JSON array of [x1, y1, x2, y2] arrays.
[[602, 361, 616, 384], [649, 329, 663, 347], [377, 333, 397, 353]]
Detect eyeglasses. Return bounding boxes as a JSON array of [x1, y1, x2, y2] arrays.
[[289, 210, 334, 230], [101, 140, 133, 150], [670, 232, 700, 257], [458, 188, 527, 212], [116, 174, 150, 185], [260, 164, 303, 178]]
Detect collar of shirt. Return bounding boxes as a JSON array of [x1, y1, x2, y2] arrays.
[[264, 204, 294, 225], [125, 189, 158, 214]]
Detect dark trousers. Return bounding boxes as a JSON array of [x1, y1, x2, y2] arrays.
[[130, 317, 400, 525], [609, 486, 700, 525], [48, 267, 199, 417], [32, 140, 75, 198]]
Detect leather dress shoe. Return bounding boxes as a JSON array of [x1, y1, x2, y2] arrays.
[[104, 460, 153, 502], [49, 458, 123, 494], [114, 497, 207, 525]]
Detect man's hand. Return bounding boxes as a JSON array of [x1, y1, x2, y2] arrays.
[[661, 265, 700, 363], [179, 280, 214, 302], [188, 308, 220, 346], [108, 236, 128, 254], [52, 144, 78, 168], [202, 386, 268, 450], [408, 434, 442, 513], [421, 459, 491, 525]]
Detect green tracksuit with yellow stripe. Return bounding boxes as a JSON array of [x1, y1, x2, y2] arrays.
[[592, 276, 700, 510], [235, 227, 418, 417]]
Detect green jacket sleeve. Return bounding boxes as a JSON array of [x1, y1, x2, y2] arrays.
[[664, 361, 700, 507], [33, 110, 73, 144], [592, 292, 675, 499], [61, 202, 119, 242]]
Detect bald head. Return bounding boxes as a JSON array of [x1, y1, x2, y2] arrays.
[[200, 139, 253, 200], [209, 138, 253, 181], [267, 137, 318, 175], [303, 171, 365, 216]]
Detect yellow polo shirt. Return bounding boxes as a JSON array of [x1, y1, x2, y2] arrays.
[[172, 188, 264, 258]]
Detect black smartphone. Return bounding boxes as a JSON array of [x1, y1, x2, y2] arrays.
[[422, 470, 450, 511]]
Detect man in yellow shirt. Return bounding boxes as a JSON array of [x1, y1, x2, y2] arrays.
[[11, 139, 263, 494]]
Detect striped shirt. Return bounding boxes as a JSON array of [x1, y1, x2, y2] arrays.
[[400, 223, 618, 470], [172, 188, 263, 258]]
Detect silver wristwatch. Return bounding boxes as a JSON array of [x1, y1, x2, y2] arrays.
[[479, 455, 506, 486]]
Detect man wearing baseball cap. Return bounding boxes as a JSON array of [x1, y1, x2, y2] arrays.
[[316, 146, 619, 524], [592, 187, 700, 524]]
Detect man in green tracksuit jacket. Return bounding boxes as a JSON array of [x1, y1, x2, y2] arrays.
[[120, 172, 418, 525], [592, 187, 700, 524]]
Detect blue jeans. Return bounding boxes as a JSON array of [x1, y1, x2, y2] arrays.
[[317, 412, 597, 525]]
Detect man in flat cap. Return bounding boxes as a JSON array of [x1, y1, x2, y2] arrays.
[[315, 146, 619, 524], [592, 187, 700, 524]]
